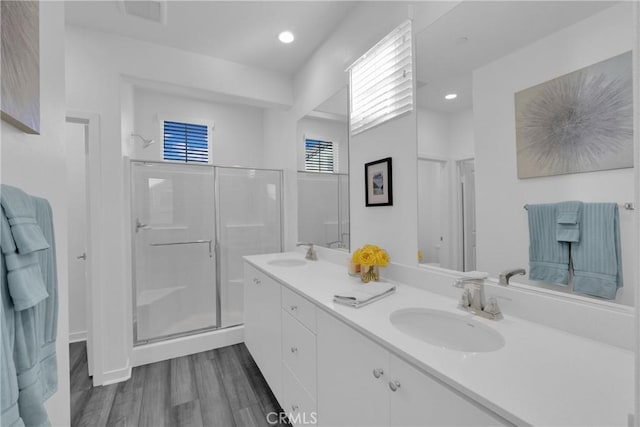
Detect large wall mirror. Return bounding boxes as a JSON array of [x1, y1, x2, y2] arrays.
[[297, 86, 350, 250], [416, 1, 636, 305]]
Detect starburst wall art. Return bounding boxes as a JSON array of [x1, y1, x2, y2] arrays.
[[515, 52, 632, 179]]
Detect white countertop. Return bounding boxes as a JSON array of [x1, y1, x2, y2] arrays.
[[245, 251, 635, 427]]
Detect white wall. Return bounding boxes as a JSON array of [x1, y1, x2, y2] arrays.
[[1, 2, 70, 424], [350, 112, 418, 265], [473, 3, 635, 305], [418, 108, 474, 160], [131, 88, 265, 167], [65, 24, 292, 382], [296, 117, 348, 174]]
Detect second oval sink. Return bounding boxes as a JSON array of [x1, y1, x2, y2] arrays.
[[267, 258, 307, 267], [390, 308, 505, 353]]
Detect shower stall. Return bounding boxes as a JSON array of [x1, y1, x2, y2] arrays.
[[130, 161, 282, 346]]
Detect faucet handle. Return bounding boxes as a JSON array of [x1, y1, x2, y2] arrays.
[[484, 297, 501, 317]]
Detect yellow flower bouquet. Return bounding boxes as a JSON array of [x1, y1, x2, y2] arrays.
[[350, 244, 389, 282]]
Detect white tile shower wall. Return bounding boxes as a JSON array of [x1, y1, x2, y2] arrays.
[[1, 2, 70, 424], [473, 3, 636, 306]]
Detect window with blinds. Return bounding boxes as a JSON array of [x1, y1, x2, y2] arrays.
[[305, 139, 335, 173], [163, 120, 209, 163], [349, 20, 413, 136]]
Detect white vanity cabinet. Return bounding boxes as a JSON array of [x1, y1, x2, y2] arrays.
[[244, 261, 509, 427], [388, 354, 505, 426], [243, 263, 282, 399], [317, 309, 389, 426], [316, 309, 507, 427]]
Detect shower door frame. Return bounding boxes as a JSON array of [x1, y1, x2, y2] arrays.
[[130, 160, 284, 346]]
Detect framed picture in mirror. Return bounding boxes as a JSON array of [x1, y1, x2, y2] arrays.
[[365, 157, 392, 207]]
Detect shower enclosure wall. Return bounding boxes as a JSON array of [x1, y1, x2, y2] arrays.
[[297, 171, 349, 249], [131, 161, 282, 345]]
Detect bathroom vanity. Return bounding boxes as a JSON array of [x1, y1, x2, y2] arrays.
[[243, 252, 634, 426]]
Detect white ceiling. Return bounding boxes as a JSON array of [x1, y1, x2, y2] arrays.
[[65, 1, 357, 77], [416, 1, 617, 113]]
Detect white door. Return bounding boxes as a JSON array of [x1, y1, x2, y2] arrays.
[[65, 123, 88, 338], [65, 120, 93, 373], [316, 310, 389, 426]]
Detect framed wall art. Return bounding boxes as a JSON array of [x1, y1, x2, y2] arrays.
[[365, 157, 393, 207]]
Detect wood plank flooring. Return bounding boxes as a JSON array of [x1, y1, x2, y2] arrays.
[[70, 342, 290, 427]]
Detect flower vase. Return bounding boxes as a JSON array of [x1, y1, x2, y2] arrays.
[[360, 265, 380, 283]]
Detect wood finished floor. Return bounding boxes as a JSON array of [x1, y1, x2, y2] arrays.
[[70, 342, 290, 427]]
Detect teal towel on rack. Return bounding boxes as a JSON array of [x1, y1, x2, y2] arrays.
[[556, 201, 582, 243], [528, 204, 570, 284], [0, 185, 50, 311], [572, 203, 622, 300], [1, 187, 58, 427]]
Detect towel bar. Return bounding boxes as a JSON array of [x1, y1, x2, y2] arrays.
[[523, 203, 634, 211]]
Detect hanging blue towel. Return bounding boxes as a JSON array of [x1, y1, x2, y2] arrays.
[[571, 203, 622, 300], [0, 187, 58, 427], [528, 204, 570, 284], [556, 201, 582, 243]]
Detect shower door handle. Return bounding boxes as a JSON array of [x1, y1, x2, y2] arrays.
[[135, 218, 149, 233], [149, 239, 214, 258]]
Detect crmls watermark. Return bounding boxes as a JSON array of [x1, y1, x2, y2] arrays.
[[266, 411, 318, 425]]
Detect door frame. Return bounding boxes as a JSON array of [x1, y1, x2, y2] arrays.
[[65, 111, 104, 385]]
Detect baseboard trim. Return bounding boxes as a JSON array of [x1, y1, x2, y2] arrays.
[[132, 325, 244, 367], [100, 361, 132, 386], [69, 331, 88, 343]]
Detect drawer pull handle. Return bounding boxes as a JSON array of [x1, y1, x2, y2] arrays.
[[291, 404, 299, 412], [372, 368, 384, 379], [389, 380, 401, 392], [290, 305, 298, 311], [290, 347, 298, 354]]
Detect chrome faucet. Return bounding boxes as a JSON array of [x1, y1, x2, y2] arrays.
[[296, 242, 318, 261], [453, 272, 502, 320], [326, 240, 345, 249], [498, 268, 526, 285]]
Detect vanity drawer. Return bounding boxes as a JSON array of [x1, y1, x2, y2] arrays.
[[282, 310, 317, 398], [281, 286, 317, 332], [282, 363, 317, 427]]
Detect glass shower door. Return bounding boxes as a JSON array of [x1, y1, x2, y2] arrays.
[[132, 162, 217, 344], [216, 167, 282, 328]]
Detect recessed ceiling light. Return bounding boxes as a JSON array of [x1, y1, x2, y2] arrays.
[[278, 31, 295, 44], [445, 93, 458, 100]]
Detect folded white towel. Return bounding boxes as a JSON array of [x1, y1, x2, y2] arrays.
[[333, 282, 396, 308]]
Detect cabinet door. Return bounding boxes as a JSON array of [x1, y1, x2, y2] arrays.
[[317, 310, 389, 426], [389, 354, 507, 426], [243, 263, 282, 400]]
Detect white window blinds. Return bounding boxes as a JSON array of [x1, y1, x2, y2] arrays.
[[349, 20, 413, 136]]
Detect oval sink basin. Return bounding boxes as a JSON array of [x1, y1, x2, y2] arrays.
[[267, 258, 307, 267], [390, 308, 505, 353]]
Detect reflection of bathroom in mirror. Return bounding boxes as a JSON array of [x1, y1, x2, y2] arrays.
[[416, 1, 635, 305], [297, 86, 350, 250]]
